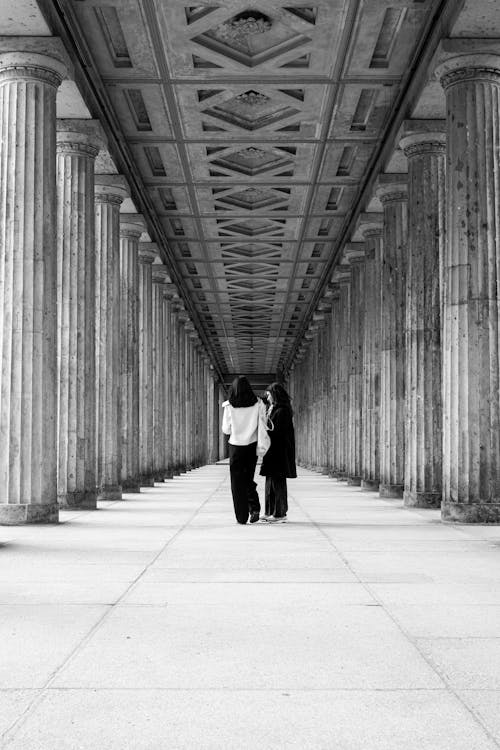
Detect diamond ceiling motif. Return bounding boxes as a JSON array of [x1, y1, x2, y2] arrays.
[[211, 146, 293, 176], [192, 9, 311, 67], [203, 90, 299, 130], [216, 187, 288, 210]]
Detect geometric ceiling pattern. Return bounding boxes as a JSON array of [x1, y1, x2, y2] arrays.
[[55, 0, 440, 381]]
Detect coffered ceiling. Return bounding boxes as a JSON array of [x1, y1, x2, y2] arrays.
[[39, 0, 450, 381]]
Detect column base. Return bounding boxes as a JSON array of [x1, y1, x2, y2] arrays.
[[153, 471, 166, 482], [379, 483, 404, 499], [164, 471, 174, 480], [97, 485, 122, 502], [347, 476, 361, 486], [442, 501, 500, 523], [140, 475, 155, 487], [122, 478, 141, 493], [58, 490, 97, 510], [0, 502, 59, 525], [361, 479, 380, 491], [404, 490, 441, 509]]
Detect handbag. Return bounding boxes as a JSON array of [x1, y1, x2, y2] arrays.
[[256, 402, 272, 456]]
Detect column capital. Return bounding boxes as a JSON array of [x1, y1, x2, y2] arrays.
[[164, 283, 179, 301], [344, 242, 365, 265], [436, 52, 500, 90], [95, 174, 128, 206], [120, 213, 146, 239], [152, 264, 171, 284], [138, 242, 158, 264], [399, 120, 446, 158], [0, 37, 70, 85], [322, 281, 339, 299], [57, 119, 106, 158], [357, 212, 383, 240], [376, 174, 408, 206], [331, 263, 351, 284]]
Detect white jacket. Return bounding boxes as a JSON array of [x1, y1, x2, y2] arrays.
[[222, 399, 267, 446]]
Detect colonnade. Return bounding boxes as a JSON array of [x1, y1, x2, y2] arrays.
[[290, 53, 500, 523], [0, 43, 219, 524]]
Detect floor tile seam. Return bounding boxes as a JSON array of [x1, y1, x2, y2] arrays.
[[290, 490, 500, 749], [0, 473, 229, 749]]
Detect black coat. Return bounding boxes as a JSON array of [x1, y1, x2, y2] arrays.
[[260, 405, 297, 478]]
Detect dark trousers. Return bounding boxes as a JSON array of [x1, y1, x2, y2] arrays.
[[265, 476, 288, 518], [229, 442, 260, 524]]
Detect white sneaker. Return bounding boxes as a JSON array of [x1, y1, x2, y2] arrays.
[[267, 516, 287, 523], [260, 514, 272, 522]]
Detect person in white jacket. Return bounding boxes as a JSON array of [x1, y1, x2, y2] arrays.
[[222, 376, 268, 524]]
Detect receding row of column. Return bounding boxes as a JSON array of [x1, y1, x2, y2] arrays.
[[290, 52, 500, 523], [0, 45, 219, 524]]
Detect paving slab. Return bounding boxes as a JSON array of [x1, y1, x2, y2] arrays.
[[0, 605, 108, 688], [51, 603, 444, 690], [4, 689, 498, 750]]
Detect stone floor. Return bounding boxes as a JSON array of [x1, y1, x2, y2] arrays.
[[1, 464, 500, 749]]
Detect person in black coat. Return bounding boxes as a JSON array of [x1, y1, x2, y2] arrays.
[[260, 382, 296, 523]]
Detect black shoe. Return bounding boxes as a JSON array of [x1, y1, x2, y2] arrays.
[[249, 511, 260, 523]]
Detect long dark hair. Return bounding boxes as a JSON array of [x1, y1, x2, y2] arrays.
[[267, 382, 292, 413], [228, 375, 258, 408]]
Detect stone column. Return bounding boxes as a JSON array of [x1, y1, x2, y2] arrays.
[[400, 125, 446, 508], [377, 176, 408, 498], [152, 264, 170, 480], [56, 120, 103, 509], [163, 287, 176, 478], [358, 216, 383, 491], [170, 302, 182, 474], [178, 312, 188, 472], [0, 50, 66, 524], [138, 243, 157, 486], [345, 243, 366, 485], [94, 174, 128, 502], [328, 288, 341, 477], [437, 54, 500, 521], [331, 266, 351, 480], [184, 324, 194, 471], [119, 214, 145, 493]]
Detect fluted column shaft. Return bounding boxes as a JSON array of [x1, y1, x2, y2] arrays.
[[345, 247, 365, 485], [179, 318, 188, 471], [361, 226, 383, 490], [378, 179, 408, 498], [329, 292, 341, 477], [334, 274, 351, 479], [401, 131, 446, 508], [437, 54, 500, 521], [0, 51, 65, 524], [138, 244, 157, 486], [119, 218, 143, 492], [95, 175, 127, 501], [171, 305, 182, 473], [56, 121, 102, 509], [152, 265, 169, 480], [163, 290, 174, 478]]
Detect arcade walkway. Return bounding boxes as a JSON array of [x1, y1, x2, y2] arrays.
[[1, 465, 500, 750]]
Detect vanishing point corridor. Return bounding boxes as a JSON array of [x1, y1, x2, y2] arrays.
[[2, 0, 500, 746]]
